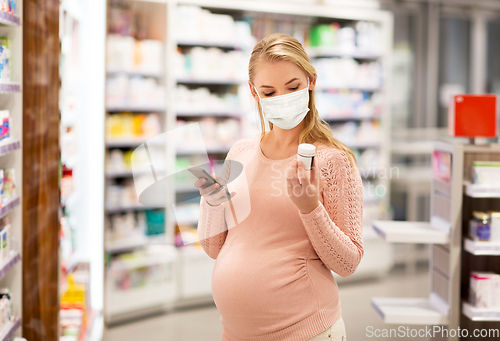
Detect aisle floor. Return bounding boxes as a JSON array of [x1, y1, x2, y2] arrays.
[[103, 266, 429, 341]]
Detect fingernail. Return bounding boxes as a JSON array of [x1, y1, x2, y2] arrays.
[[201, 178, 206, 183]]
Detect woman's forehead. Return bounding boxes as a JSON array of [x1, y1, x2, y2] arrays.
[[253, 60, 306, 86]]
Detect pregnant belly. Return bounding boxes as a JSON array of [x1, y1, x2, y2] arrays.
[[212, 247, 317, 336]]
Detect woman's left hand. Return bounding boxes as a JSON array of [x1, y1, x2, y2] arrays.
[[285, 158, 320, 214]]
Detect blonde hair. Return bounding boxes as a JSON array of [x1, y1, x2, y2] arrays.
[[248, 33, 358, 168]]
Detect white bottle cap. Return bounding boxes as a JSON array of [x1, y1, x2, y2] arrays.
[[298, 143, 316, 157]]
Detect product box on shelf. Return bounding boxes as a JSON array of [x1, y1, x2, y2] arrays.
[[489, 212, 500, 242], [0, 287, 13, 332], [0, 37, 11, 82], [0, 110, 9, 141], [0, 0, 16, 16], [469, 211, 491, 241], [469, 271, 500, 308], [472, 161, 500, 186]]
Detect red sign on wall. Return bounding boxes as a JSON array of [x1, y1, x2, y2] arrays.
[[448, 94, 497, 138]]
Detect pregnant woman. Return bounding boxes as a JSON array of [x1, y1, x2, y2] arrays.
[[195, 33, 364, 341]]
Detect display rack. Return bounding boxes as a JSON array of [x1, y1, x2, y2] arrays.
[[372, 140, 500, 341], [103, 0, 179, 324], [0, 1, 22, 340]]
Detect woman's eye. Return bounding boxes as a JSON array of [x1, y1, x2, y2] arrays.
[[289, 86, 299, 91], [264, 92, 275, 97]]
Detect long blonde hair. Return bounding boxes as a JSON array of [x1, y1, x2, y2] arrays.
[[248, 33, 358, 168]]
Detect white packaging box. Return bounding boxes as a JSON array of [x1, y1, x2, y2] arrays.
[[470, 271, 500, 308], [472, 161, 500, 186], [490, 212, 500, 242]]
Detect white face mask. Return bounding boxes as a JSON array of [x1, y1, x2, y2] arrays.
[[254, 80, 310, 130]]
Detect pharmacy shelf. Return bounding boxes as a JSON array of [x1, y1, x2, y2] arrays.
[[0, 11, 21, 26], [177, 40, 241, 50], [105, 139, 147, 148], [0, 196, 20, 220], [176, 110, 243, 118], [316, 86, 382, 92], [371, 297, 449, 325], [391, 141, 433, 155], [105, 281, 176, 320], [464, 181, 500, 198], [176, 145, 231, 155], [0, 251, 21, 282], [0, 82, 21, 93], [372, 220, 450, 244], [106, 105, 166, 113], [307, 47, 382, 60], [347, 142, 380, 150], [464, 238, 500, 256], [462, 302, 500, 321], [176, 216, 199, 226], [105, 235, 166, 254], [61, 250, 82, 274], [358, 167, 385, 179], [0, 318, 21, 341], [105, 168, 164, 179], [177, 78, 245, 85], [175, 184, 197, 194], [322, 115, 381, 122], [106, 68, 163, 78], [105, 204, 155, 213], [78, 309, 98, 341], [0, 140, 20, 157]]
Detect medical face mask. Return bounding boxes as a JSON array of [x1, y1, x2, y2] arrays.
[[254, 80, 310, 130]]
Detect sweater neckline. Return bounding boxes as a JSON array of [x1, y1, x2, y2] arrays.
[[257, 137, 297, 164]]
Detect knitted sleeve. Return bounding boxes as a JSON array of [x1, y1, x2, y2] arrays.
[[299, 148, 364, 278], [197, 137, 255, 259]]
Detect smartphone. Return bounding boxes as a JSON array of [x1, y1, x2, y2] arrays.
[[188, 166, 227, 196]]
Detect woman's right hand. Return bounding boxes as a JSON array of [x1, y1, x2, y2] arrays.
[[194, 178, 236, 207]]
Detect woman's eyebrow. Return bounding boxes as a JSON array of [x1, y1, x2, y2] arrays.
[[259, 78, 300, 88]]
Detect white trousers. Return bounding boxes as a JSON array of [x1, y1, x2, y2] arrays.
[[306, 316, 346, 341]]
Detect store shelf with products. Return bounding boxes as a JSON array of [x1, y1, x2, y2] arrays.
[[104, 0, 174, 324], [0, 11, 20, 26], [0, 82, 20, 93], [462, 301, 500, 322], [372, 220, 450, 244], [105, 234, 167, 254], [371, 140, 500, 340], [0, 1, 23, 339], [104, 245, 177, 322], [0, 140, 19, 157], [0, 251, 20, 282], [0, 196, 19, 220], [0, 318, 21, 341], [371, 294, 449, 325], [464, 238, 500, 256], [464, 181, 500, 198]]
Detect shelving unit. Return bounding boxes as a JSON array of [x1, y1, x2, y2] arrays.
[[0, 140, 20, 156], [372, 140, 500, 341], [0, 1, 23, 340], [0, 319, 21, 341], [103, 0, 178, 325]]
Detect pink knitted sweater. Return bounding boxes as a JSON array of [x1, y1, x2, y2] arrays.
[[197, 135, 364, 341]]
